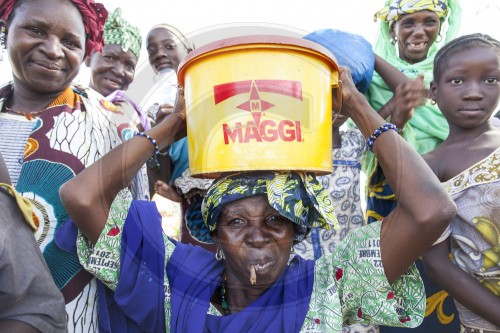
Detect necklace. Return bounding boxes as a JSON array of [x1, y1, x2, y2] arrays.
[[220, 270, 231, 315], [3, 106, 45, 120]]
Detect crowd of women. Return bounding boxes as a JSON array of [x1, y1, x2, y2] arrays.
[[0, 0, 498, 332]]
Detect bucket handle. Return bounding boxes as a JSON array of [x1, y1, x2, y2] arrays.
[[332, 79, 343, 124]]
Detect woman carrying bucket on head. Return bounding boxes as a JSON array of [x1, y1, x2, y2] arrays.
[[60, 35, 455, 332]]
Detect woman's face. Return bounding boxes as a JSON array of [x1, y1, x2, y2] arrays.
[[215, 194, 295, 287], [391, 10, 441, 64], [7, 0, 86, 94], [147, 28, 182, 74], [86, 44, 138, 96]]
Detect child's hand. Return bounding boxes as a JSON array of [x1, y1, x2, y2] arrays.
[[156, 104, 174, 124], [391, 76, 427, 128], [156, 88, 186, 124], [157, 88, 187, 139]]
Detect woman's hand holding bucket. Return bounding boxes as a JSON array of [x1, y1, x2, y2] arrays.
[[335, 67, 367, 122]]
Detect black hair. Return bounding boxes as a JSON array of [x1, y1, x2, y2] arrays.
[[433, 33, 500, 82]]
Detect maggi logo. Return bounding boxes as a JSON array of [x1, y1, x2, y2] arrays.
[[223, 120, 302, 144], [215, 79, 304, 145]]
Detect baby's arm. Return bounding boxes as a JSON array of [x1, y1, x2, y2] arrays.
[[423, 241, 500, 327]]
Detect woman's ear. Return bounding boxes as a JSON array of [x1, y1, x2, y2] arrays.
[[389, 22, 397, 40], [1, 20, 7, 51]]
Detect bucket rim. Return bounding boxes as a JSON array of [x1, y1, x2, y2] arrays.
[[177, 34, 338, 87]]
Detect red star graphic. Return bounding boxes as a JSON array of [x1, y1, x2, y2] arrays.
[[237, 81, 274, 125]]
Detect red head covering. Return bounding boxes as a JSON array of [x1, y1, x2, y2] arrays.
[[0, 0, 108, 57]]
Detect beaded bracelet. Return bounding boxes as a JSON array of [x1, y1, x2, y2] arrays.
[[366, 123, 398, 151], [134, 132, 159, 156]]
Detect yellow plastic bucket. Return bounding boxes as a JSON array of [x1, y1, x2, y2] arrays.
[[178, 35, 339, 178]]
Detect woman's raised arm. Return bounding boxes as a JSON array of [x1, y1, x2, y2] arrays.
[[60, 92, 186, 243], [340, 67, 456, 283]]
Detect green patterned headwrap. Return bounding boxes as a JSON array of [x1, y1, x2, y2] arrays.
[[202, 171, 338, 243], [103, 8, 142, 59], [374, 0, 449, 24]]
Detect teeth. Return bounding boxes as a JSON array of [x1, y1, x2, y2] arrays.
[[254, 262, 272, 271]]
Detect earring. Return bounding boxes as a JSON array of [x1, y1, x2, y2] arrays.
[[291, 246, 295, 254], [435, 34, 442, 43], [391, 36, 397, 45], [0, 25, 6, 62], [430, 98, 437, 105], [215, 245, 225, 261]]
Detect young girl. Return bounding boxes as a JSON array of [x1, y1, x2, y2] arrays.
[[423, 33, 500, 332]]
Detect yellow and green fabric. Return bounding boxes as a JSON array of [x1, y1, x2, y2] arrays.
[[202, 171, 339, 243]]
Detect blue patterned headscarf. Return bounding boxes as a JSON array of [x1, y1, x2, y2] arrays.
[[202, 171, 338, 243]]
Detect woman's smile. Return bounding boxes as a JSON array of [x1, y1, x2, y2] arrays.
[[249, 258, 275, 273]]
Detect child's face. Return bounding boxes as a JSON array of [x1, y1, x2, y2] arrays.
[[431, 47, 500, 128], [147, 28, 182, 74]]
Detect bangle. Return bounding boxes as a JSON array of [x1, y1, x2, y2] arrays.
[[366, 123, 398, 151], [134, 132, 159, 156]]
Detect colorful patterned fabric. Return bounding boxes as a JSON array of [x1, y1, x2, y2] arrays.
[[0, 82, 149, 333], [440, 148, 500, 331], [295, 128, 366, 258], [103, 7, 141, 58], [294, 129, 379, 333], [364, 3, 462, 329], [77, 199, 425, 332], [173, 167, 214, 247], [0, 182, 37, 231], [0, 0, 108, 57], [202, 171, 339, 243], [374, 0, 449, 23], [0, 115, 33, 185]]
